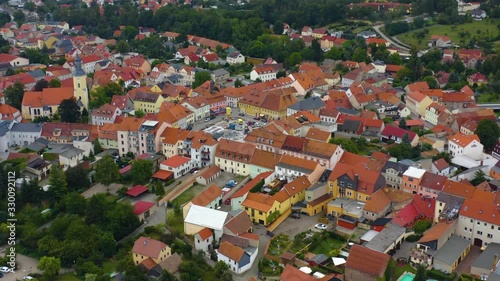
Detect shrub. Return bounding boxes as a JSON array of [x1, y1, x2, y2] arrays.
[[406, 234, 421, 242]]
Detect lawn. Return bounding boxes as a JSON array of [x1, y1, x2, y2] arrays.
[[393, 263, 416, 280], [167, 210, 184, 234], [309, 236, 345, 255], [169, 183, 204, 207], [102, 260, 117, 275], [396, 20, 500, 49], [267, 234, 293, 257]]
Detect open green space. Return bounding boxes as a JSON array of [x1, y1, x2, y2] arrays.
[[309, 236, 345, 255], [169, 183, 204, 207], [267, 234, 292, 256], [58, 273, 82, 281], [397, 20, 500, 49]]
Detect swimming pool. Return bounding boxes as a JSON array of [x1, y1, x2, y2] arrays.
[[399, 273, 416, 281]]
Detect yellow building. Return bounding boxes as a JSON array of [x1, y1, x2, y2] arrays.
[[150, 84, 162, 93], [241, 176, 311, 226], [73, 55, 89, 109], [215, 139, 256, 176], [132, 237, 171, 267], [327, 153, 386, 203], [238, 89, 297, 119], [130, 91, 164, 113]]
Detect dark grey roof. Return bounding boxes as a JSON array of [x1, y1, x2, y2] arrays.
[[0, 120, 12, 136], [364, 221, 405, 252], [27, 69, 45, 78], [382, 161, 410, 176], [487, 273, 500, 281], [211, 68, 229, 76], [372, 218, 392, 226], [228, 51, 241, 58], [340, 119, 362, 132], [437, 192, 464, 220], [60, 147, 84, 159], [73, 54, 85, 76], [276, 162, 314, 174], [10, 122, 42, 133], [472, 243, 500, 270], [337, 107, 360, 116], [288, 97, 326, 111], [433, 236, 471, 265], [398, 159, 415, 166], [310, 254, 329, 264]]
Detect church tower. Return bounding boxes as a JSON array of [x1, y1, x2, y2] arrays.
[[73, 54, 89, 110]]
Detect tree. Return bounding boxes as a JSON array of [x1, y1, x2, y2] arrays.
[[351, 47, 368, 63], [402, 133, 411, 144], [95, 155, 120, 186], [135, 109, 145, 118], [34, 79, 49, 91], [82, 108, 89, 124], [325, 46, 343, 60], [414, 219, 432, 235], [58, 98, 82, 123], [471, 170, 487, 186], [115, 40, 131, 53], [65, 165, 90, 192], [131, 159, 153, 185], [48, 164, 67, 200], [423, 76, 439, 89], [38, 256, 61, 279], [287, 52, 302, 68], [159, 270, 178, 281], [398, 118, 407, 129], [99, 231, 116, 258], [192, 71, 212, 88], [49, 79, 62, 88], [4, 82, 25, 110], [388, 53, 403, 65], [272, 20, 284, 35], [61, 192, 86, 215], [13, 10, 25, 25], [475, 119, 500, 151], [432, 152, 452, 164], [414, 265, 427, 281], [234, 79, 243, 87]]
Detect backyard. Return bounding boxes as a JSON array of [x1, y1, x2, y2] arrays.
[[396, 20, 500, 50], [267, 231, 346, 259]]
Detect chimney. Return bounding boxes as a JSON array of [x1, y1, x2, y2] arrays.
[[354, 174, 359, 187], [493, 254, 499, 272]]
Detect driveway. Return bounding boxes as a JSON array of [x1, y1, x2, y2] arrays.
[[232, 224, 270, 281], [0, 253, 73, 280], [273, 214, 323, 238], [81, 183, 124, 198], [456, 246, 481, 276], [393, 241, 416, 260]]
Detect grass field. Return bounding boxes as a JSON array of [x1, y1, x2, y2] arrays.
[[58, 273, 82, 281], [397, 20, 500, 49], [310, 237, 344, 255]]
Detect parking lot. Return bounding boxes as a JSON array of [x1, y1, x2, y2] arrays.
[[273, 214, 325, 238]]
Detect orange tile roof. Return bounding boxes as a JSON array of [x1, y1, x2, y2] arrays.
[[161, 155, 190, 168], [22, 87, 74, 107], [448, 133, 480, 148], [418, 222, 454, 243], [305, 127, 330, 142], [230, 171, 273, 199], [346, 245, 390, 278], [407, 91, 429, 103], [191, 184, 222, 207], [303, 139, 339, 159], [249, 149, 281, 169], [216, 139, 256, 158], [461, 198, 500, 225], [364, 189, 391, 213], [116, 117, 144, 132], [161, 127, 190, 144], [218, 241, 245, 262], [198, 165, 221, 180], [441, 180, 475, 198], [406, 81, 429, 93], [98, 123, 118, 140], [278, 154, 318, 172], [241, 192, 275, 212], [196, 228, 213, 240]]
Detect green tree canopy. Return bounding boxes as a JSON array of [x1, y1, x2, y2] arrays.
[[131, 159, 153, 185], [48, 164, 67, 200], [34, 79, 49, 91], [58, 98, 82, 123], [4, 82, 25, 110], [38, 256, 61, 279], [95, 155, 120, 186], [49, 79, 62, 88], [192, 71, 212, 88], [475, 119, 500, 151]]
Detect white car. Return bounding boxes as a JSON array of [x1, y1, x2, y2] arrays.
[[0, 267, 10, 273], [23, 277, 34, 280], [314, 223, 328, 230]]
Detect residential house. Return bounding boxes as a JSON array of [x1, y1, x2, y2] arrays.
[[460, 119, 478, 135], [133, 201, 156, 222], [0, 53, 29, 67], [129, 91, 163, 114], [182, 183, 223, 218], [471, 9, 487, 20], [226, 51, 245, 65], [425, 103, 450, 126], [418, 172, 447, 198], [159, 155, 192, 179], [23, 156, 51, 181], [468, 72, 488, 85], [184, 204, 228, 240], [281, 136, 344, 169], [363, 188, 392, 220], [392, 194, 436, 227], [406, 91, 433, 117], [123, 56, 151, 74], [401, 167, 426, 194], [280, 264, 316, 281], [380, 125, 419, 147], [432, 236, 471, 273], [471, 243, 500, 278], [179, 130, 218, 168], [250, 66, 278, 82], [182, 97, 210, 121], [132, 237, 172, 267], [448, 133, 483, 161], [411, 222, 456, 266], [275, 154, 325, 184], [429, 35, 451, 48], [158, 102, 194, 129], [287, 97, 326, 116], [9, 122, 42, 147], [305, 127, 331, 143], [229, 171, 274, 211], [215, 139, 256, 176], [98, 123, 118, 150], [194, 228, 213, 253], [91, 104, 121, 125], [217, 241, 257, 274], [40, 122, 96, 144], [210, 69, 230, 84], [238, 89, 297, 119], [345, 245, 390, 281], [381, 161, 410, 189], [249, 149, 282, 178], [432, 159, 453, 176]]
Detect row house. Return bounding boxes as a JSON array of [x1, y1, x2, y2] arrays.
[[182, 97, 210, 121], [448, 133, 483, 161], [402, 167, 426, 194], [380, 125, 420, 147], [159, 155, 192, 179], [406, 91, 433, 117], [41, 122, 96, 144], [179, 131, 218, 169], [425, 103, 450, 126], [91, 103, 121, 125], [115, 117, 166, 157], [274, 154, 326, 184], [157, 102, 195, 129], [161, 127, 190, 159], [129, 90, 163, 114], [238, 89, 297, 119], [250, 66, 278, 82], [98, 123, 118, 149], [417, 172, 447, 199], [381, 161, 410, 189], [281, 135, 344, 169], [9, 122, 42, 147], [215, 139, 256, 176]]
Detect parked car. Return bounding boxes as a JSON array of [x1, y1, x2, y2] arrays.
[[253, 117, 260, 120], [291, 213, 300, 219], [261, 118, 268, 123], [0, 267, 9, 273], [314, 223, 328, 230], [238, 113, 245, 116], [204, 117, 211, 122], [23, 276, 34, 280], [189, 168, 199, 173], [210, 115, 216, 120], [225, 199, 231, 205]]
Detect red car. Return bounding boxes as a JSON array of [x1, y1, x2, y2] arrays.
[[225, 199, 231, 205]]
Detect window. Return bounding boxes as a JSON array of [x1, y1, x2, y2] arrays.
[[488, 234, 493, 239], [477, 231, 483, 235]]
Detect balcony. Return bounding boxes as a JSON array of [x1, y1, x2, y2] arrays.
[[201, 150, 210, 154], [183, 153, 191, 158], [201, 156, 210, 161]]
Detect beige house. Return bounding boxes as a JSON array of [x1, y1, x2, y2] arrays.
[[406, 91, 433, 117], [132, 237, 171, 267]]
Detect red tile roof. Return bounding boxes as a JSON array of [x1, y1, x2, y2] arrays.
[[133, 201, 155, 215], [280, 264, 316, 281], [196, 228, 213, 240], [152, 170, 173, 180], [161, 155, 190, 168], [230, 171, 273, 199], [381, 125, 417, 140], [126, 185, 149, 197], [346, 245, 390, 278], [132, 237, 168, 259], [191, 184, 222, 207]]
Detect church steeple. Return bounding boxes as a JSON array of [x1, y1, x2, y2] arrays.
[[74, 54, 85, 76]]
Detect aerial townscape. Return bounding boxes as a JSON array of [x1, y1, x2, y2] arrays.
[[0, 0, 499, 280]]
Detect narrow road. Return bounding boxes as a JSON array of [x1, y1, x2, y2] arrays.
[[373, 24, 411, 52]]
